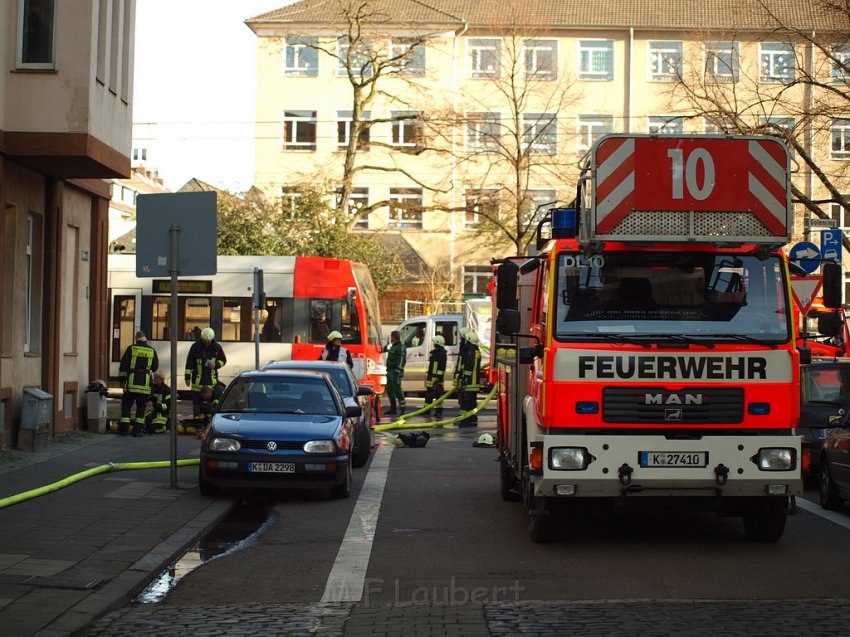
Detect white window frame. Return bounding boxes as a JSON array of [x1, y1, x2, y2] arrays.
[[704, 118, 731, 134], [648, 115, 684, 135], [759, 116, 796, 156], [577, 114, 613, 153], [390, 111, 423, 148], [759, 42, 796, 83], [578, 39, 613, 80], [389, 38, 425, 76], [830, 198, 850, 227], [335, 186, 370, 228], [522, 113, 557, 155], [523, 39, 557, 79], [284, 37, 319, 76], [282, 110, 317, 151], [832, 119, 850, 160], [337, 36, 373, 78], [466, 112, 501, 152], [832, 44, 850, 84], [17, 0, 55, 69], [524, 189, 557, 227], [467, 38, 501, 79], [705, 41, 739, 82], [337, 110, 370, 151], [462, 264, 493, 296], [388, 187, 424, 230], [648, 41, 683, 82], [280, 187, 303, 217], [464, 189, 500, 228]]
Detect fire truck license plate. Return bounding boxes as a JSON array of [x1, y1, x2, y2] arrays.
[[639, 452, 707, 468], [248, 462, 295, 473]]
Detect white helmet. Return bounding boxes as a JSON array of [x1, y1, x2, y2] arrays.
[[478, 433, 494, 446], [327, 330, 343, 341], [201, 327, 215, 341], [466, 332, 479, 345], [434, 334, 445, 346]]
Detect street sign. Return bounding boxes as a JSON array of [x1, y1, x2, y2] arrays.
[[807, 217, 839, 228], [821, 228, 842, 264], [790, 276, 823, 315], [789, 241, 821, 274]]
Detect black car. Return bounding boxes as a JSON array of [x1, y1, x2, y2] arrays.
[[820, 422, 850, 510], [262, 359, 375, 468], [199, 369, 362, 498], [799, 360, 850, 477]]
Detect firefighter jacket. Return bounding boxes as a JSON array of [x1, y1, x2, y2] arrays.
[[320, 343, 353, 368], [119, 341, 158, 394], [425, 346, 447, 388], [184, 339, 227, 392], [454, 337, 468, 386], [460, 342, 481, 391], [150, 382, 172, 417], [384, 341, 406, 374]]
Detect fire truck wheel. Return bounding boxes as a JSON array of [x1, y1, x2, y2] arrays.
[[522, 471, 560, 543], [742, 497, 787, 542], [500, 456, 521, 502]]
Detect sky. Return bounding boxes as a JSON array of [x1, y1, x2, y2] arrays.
[[132, 1, 293, 193]]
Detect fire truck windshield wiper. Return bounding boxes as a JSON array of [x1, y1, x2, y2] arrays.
[[633, 334, 716, 349], [562, 332, 652, 348], [711, 333, 779, 349]]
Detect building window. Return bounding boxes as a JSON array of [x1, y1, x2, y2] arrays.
[[391, 111, 423, 148], [649, 41, 683, 82], [760, 42, 795, 83], [337, 111, 370, 150], [282, 111, 317, 151], [280, 186, 303, 217], [759, 116, 795, 156], [523, 39, 557, 79], [463, 265, 492, 296], [284, 37, 319, 76], [578, 39, 613, 80], [337, 36, 373, 78], [388, 187, 423, 229], [524, 189, 557, 227], [464, 190, 499, 228], [466, 112, 501, 152], [335, 186, 369, 229], [831, 44, 850, 83], [2, 206, 16, 355], [25, 214, 43, 354], [523, 113, 557, 155], [833, 119, 850, 160], [830, 198, 850, 227], [648, 116, 684, 134], [705, 41, 739, 82], [389, 39, 425, 76], [577, 114, 613, 153], [18, 0, 54, 67], [62, 225, 80, 353], [704, 118, 733, 134], [468, 38, 500, 79]]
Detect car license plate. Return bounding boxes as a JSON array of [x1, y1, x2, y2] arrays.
[[639, 451, 707, 468], [248, 462, 295, 473]]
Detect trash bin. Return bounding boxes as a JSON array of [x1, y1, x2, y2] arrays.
[[85, 380, 108, 433], [19, 387, 53, 452]]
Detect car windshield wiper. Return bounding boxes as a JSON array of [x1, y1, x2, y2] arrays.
[[711, 333, 779, 349], [560, 332, 652, 348]]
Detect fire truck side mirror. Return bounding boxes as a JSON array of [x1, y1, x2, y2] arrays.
[[496, 309, 520, 335], [799, 346, 812, 366], [518, 343, 544, 364], [822, 262, 843, 309], [817, 311, 843, 337], [496, 261, 519, 311]]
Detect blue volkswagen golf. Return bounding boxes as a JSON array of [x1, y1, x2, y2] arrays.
[[199, 369, 362, 499]]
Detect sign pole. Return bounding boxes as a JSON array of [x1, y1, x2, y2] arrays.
[[254, 267, 260, 370], [169, 224, 180, 489]]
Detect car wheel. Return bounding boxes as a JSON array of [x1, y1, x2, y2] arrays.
[[198, 467, 220, 497], [331, 459, 352, 499], [742, 497, 787, 542], [352, 423, 371, 468], [819, 462, 844, 510]]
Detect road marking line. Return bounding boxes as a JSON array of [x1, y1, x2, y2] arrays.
[[796, 497, 850, 530], [321, 442, 393, 602]]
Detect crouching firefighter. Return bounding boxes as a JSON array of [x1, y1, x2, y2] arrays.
[[118, 331, 159, 436], [458, 331, 481, 427], [424, 334, 447, 420], [143, 372, 171, 434]]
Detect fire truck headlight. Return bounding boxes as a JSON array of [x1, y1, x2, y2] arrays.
[[755, 448, 795, 471], [550, 447, 591, 470]]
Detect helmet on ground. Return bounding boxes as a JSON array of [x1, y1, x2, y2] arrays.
[[328, 330, 343, 341], [434, 334, 445, 346], [466, 332, 479, 344], [201, 327, 215, 341], [477, 433, 494, 446]]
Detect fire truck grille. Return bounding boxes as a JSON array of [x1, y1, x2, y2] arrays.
[[602, 387, 744, 424], [604, 210, 774, 240]]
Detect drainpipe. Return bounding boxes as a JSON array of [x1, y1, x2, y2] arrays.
[[627, 27, 634, 133], [451, 20, 469, 287]]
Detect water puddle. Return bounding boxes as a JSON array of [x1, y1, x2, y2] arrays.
[[135, 501, 276, 604]]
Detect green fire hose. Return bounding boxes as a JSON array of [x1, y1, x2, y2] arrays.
[[375, 384, 498, 432]]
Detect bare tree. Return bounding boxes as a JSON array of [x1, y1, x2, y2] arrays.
[[415, 261, 457, 314]]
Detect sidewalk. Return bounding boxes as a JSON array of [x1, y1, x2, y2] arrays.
[[0, 429, 233, 636]]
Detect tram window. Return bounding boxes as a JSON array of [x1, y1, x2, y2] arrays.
[[310, 300, 331, 343], [309, 298, 361, 344], [222, 298, 252, 342], [184, 298, 211, 340], [256, 298, 284, 342], [151, 297, 169, 340]]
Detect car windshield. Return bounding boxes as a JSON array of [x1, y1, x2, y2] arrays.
[[553, 252, 791, 344], [219, 377, 338, 415], [267, 364, 354, 398]]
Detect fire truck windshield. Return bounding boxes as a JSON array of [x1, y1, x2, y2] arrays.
[[553, 252, 790, 344]]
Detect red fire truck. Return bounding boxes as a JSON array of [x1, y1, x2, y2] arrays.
[[491, 134, 842, 543]]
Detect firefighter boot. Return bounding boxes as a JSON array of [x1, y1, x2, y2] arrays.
[[117, 418, 131, 436], [132, 420, 145, 437]]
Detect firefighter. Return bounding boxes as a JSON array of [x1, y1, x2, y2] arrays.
[[458, 331, 482, 427], [319, 330, 354, 368], [384, 330, 406, 416], [454, 327, 470, 404], [118, 330, 158, 437], [424, 334, 447, 420], [184, 327, 226, 419], [143, 372, 171, 434]]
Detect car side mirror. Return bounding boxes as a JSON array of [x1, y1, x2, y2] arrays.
[[345, 404, 362, 418], [817, 311, 844, 338], [357, 385, 374, 396]]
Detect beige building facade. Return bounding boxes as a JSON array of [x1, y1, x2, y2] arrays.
[[247, 1, 849, 309], [0, 0, 135, 447]]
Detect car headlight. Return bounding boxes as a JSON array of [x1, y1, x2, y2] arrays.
[[210, 438, 241, 452], [755, 448, 795, 471], [550, 447, 591, 470], [304, 440, 336, 454]]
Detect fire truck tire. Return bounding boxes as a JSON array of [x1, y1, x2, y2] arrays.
[[742, 497, 787, 542], [500, 456, 521, 502], [522, 471, 560, 543], [819, 462, 844, 510]]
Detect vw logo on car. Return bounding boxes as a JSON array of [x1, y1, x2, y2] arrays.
[[267, 441, 277, 451]]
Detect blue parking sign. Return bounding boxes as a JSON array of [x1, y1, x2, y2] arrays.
[[821, 229, 842, 264]]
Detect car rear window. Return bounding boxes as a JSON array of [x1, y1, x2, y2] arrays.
[[220, 377, 338, 415]]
